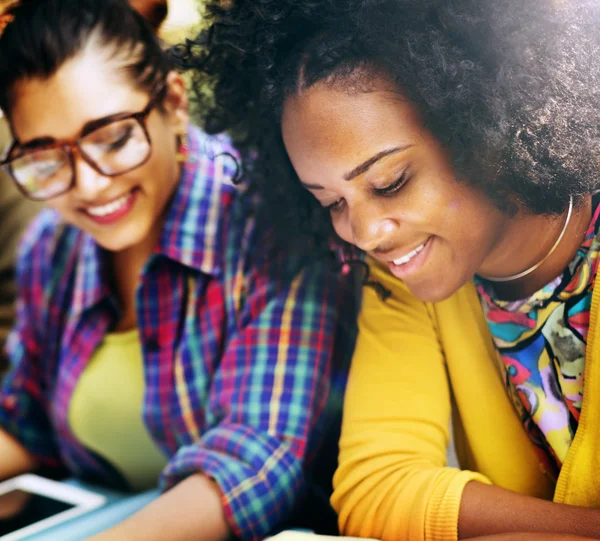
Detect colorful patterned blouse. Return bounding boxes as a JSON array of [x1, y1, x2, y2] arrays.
[[0, 127, 357, 540], [477, 200, 600, 479]]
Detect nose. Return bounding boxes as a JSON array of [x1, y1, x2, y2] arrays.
[[348, 202, 396, 252], [73, 155, 111, 201]]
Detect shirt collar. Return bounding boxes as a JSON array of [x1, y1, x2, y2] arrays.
[[155, 126, 235, 277], [72, 127, 234, 314], [73, 233, 112, 315]]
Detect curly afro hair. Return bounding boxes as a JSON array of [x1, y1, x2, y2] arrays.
[[176, 0, 600, 256]]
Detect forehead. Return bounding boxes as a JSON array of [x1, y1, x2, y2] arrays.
[[10, 46, 148, 142], [281, 77, 424, 181]]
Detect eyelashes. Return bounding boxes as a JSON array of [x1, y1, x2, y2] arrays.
[[326, 198, 344, 211], [374, 169, 409, 196], [325, 169, 410, 212]]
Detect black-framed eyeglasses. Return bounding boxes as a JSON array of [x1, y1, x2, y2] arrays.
[[0, 84, 167, 201]]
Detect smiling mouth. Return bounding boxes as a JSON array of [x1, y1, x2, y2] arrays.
[[81, 188, 138, 225], [392, 242, 427, 266], [85, 192, 133, 217]]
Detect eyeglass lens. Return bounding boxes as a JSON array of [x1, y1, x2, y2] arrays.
[[8, 117, 151, 200]]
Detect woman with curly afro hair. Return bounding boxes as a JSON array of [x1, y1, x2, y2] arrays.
[[182, 0, 600, 539]]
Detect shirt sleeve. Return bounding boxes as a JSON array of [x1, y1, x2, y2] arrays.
[[0, 123, 41, 369], [331, 258, 490, 541], [0, 214, 63, 469], [160, 256, 347, 541]]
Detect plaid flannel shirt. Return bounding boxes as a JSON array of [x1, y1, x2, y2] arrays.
[[0, 127, 356, 540]]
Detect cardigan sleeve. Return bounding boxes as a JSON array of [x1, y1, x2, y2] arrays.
[[331, 258, 490, 541]]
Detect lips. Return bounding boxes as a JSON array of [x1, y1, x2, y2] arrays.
[[382, 236, 434, 280], [377, 239, 429, 267], [392, 242, 427, 266], [81, 188, 138, 225], [86, 193, 132, 217]]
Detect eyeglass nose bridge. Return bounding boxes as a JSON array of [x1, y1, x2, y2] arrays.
[[62, 140, 108, 178], [56, 141, 117, 199]]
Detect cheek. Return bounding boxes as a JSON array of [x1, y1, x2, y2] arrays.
[[147, 114, 177, 164], [330, 215, 352, 242], [143, 135, 178, 194], [442, 199, 467, 234], [44, 195, 75, 218], [331, 213, 352, 243], [419, 177, 479, 235], [148, 144, 172, 175], [437, 192, 502, 262]]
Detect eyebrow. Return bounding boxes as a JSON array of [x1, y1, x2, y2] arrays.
[[344, 146, 411, 180], [300, 145, 411, 190], [17, 110, 138, 149], [19, 137, 56, 150]]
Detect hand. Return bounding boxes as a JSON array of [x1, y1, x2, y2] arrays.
[[0, 490, 30, 519]]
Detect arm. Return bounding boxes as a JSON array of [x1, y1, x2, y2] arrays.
[[332, 259, 490, 541], [0, 214, 65, 476], [89, 474, 229, 541], [332, 259, 600, 541], [471, 533, 592, 541], [0, 428, 36, 480], [0, 119, 40, 369], [459, 482, 600, 539], [92, 256, 348, 541]]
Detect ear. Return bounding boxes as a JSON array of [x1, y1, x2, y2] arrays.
[[128, 0, 168, 32], [163, 70, 189, 132]]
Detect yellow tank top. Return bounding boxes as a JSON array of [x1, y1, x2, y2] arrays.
[[69, 330, 168, 491]]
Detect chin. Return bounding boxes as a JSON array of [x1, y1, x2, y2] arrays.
[[91, 229, 146, 253], [404, 276, 465, 304], [93, 237, 136, 253], [86, 212, 157, 251]]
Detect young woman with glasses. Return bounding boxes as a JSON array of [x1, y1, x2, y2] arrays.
[[189, 0, 600, 540], [0, 1, 357, 540]]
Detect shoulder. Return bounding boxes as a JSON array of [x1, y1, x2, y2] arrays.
[[187, 129, 262, 267], [189, 127, 242, 196], [188, 129, 340, 290], [187, 126, 250, 236]]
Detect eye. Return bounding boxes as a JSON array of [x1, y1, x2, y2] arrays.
[[86, 122, 135, 153], [104, 124, 134, 152], [35, 161, 63, 178], [325, 197, 345, 212], [374, 169, 410, 196]]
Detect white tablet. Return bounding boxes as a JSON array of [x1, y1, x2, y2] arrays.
[[0, 474, 106, 540]]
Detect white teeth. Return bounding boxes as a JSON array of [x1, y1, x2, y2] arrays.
[[86, 193, 131, 217], [393, 242, 426, 266]]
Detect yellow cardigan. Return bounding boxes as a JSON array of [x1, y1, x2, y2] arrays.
[[331, 259, 600, 541]]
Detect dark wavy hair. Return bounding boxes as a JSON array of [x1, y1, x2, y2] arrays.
[[0, 0, 172, 115], [176, 0, 600, 260]]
